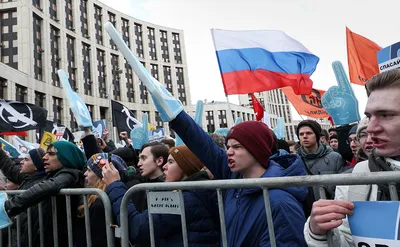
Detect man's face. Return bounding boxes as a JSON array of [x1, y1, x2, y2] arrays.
[[226, 138, 258, 174], [43, 147, 63, 173], [348, 133, 359, 156], [358, 130, 374, 155], [20, 154, 37, 174], [320, 136, 328, 145], [299, 126, 317, 148], [365, 87, 400, 157], [329, 139, 339, 150], [137, 147, 161, 178], [289, 145, 297, 154]]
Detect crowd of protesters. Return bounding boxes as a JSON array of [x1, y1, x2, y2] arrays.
[[0, 70, 397, 246]]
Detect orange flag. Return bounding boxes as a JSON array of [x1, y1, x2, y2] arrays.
[[281, 87, 329, 118], [346, 27, 382, 86]]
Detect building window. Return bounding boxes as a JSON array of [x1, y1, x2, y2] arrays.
[[65, 0, 73, 31], [33, 14, 43, 81], [175, 67, 186, 105], [160, 30, 169, 63], [82, 42, 92, 96], [163, 66, 173, 94], [49, 0, 57, 21], [86, 104, 93, 119], [219, 110, 227, 128], [97, 49, 106, 98], [206, 111, 215, 133], [0, 11, 18, 69], [0, 79, 6, 99], [52, 97, 62, 124], [100, 107, 107, 120], [125, 61, 134, 103], [15, 84, 27, 102], [69, 109, 78, 132], [121, 18, 130, 48], [242, 112, 246, 121], [155, 111, 163, 129], [35, 91, 45, 107], [134, 23, 143, 58], [32, 0, 41, 10], [107, 12, 117, 50], [150, 64, 158, 80], [50, 25, 60, 86], [94, 5, 103, 45], [80, 0, 89, 37], [247, 113, 250, 121], [231, 110, 236, 122], [66, 35, 76, 90], [139, 62, 148, 104], [172, 33, 182, 64], [111, 54, 121, 101], [147, 27, 157, 60]]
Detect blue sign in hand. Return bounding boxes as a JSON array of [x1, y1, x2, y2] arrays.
[[57, 70, 93, 128], [321, 61, 360, 125], [0, 192, 12, 229], [131, 113, 149, 150], [104, 23, 183, 122]]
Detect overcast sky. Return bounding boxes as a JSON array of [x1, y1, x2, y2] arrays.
[[99, 0, 400, 119]]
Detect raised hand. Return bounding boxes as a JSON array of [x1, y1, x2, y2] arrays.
[[130, 113, 149, 150], [57, 70, 93, 128], [104, 23, 183, 122], [321, 61, 360, 125]]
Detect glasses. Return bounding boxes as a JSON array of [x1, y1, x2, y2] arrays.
[[347, 137, 358, 145], [357, 132, 369, 140]]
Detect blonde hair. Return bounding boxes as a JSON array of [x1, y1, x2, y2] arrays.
[[78, 176, 107, 217]]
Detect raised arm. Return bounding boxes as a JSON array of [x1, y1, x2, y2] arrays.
[[0, 149, 27, 185]]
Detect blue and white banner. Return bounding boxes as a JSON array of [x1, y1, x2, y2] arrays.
[[92, 119, 106, 139], [348, 201, 400, 246], [377, 42, 400, 73], [148, 128, 165, 143]]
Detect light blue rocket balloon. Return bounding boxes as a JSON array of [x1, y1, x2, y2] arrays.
[[0, 192, 11, 229], [104, 23, 183, 122], [321, 61, 360, 125], [57, 70, 93, 128], [273, 117, 285, 139], [214, 128, 230, 137], [234, 117, 243, 126], [131, 113, 149, 150]]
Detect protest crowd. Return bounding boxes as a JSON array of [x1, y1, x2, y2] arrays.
[[0, 14, 398, 247]]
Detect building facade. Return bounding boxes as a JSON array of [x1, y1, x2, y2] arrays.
[[0, 0, 191, 141], [190, 101, 255, 134]]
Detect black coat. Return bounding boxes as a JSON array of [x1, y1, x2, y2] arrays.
[[5, 167, 84, 247]]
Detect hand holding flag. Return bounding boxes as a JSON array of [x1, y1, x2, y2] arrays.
[[321, 61, 360, 125]]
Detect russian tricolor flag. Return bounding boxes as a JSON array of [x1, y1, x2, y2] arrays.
[[211, 29, 319, 95]]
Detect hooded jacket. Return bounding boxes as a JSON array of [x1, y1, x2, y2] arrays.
[[304, 150, 400, 247], [169, 111, 308, 247], [106, 171, 220, 247], [297, 144, 344, 199]]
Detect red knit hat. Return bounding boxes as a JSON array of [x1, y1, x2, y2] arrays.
[[226, 121, 276, 168]]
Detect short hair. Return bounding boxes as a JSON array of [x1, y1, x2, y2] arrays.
[[321, 129, 329, 139], [287, 140, 296, 146], [209, 133, 226, 150], [160, 138, 175, 149], [366, 70, 400, 96], [140, 142, 169, 166], [329, 134, 338, 141]]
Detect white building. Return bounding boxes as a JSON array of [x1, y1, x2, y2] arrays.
[[0, 0, 191, 141]]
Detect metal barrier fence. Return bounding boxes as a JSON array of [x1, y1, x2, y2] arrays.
[[120, 171, 400, 247], [0, 188, 115, 247]]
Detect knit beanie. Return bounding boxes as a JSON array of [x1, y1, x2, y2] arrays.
[[87, 153, 127, 178], [296, 120, 322, 142], [356, 118, 369, 136], [348, 124, 358, 137], [169, 146, 204, 177], [52, 141, 86, 170], [28, 148, 45, 172], [226, 121, 275, 168]]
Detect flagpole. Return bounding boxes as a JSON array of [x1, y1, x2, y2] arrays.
[[210, 29, 236, 127]]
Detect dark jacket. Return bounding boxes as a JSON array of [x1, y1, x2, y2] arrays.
[[169, 111, 308, 247], [106, 171, 220, 247], [5, 167, 84, 247], [297, 144, 344, 199]]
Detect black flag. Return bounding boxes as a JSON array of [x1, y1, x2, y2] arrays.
[[0, 99, 47, 131], [111, 100, 142, 133], [42, 120, 75, 142]]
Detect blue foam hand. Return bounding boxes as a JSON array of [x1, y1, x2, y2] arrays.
[[234, 117, 243, 126], [130, 113, 149, 150], [57, 70, 93, 128], [104, 23, 183, 122], [273, 117, 285, 139], [0, 192, 12, 229], [321, 61, 360, 125]]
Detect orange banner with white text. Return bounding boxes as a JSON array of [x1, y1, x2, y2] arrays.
[[282, 87, 329, 118]]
